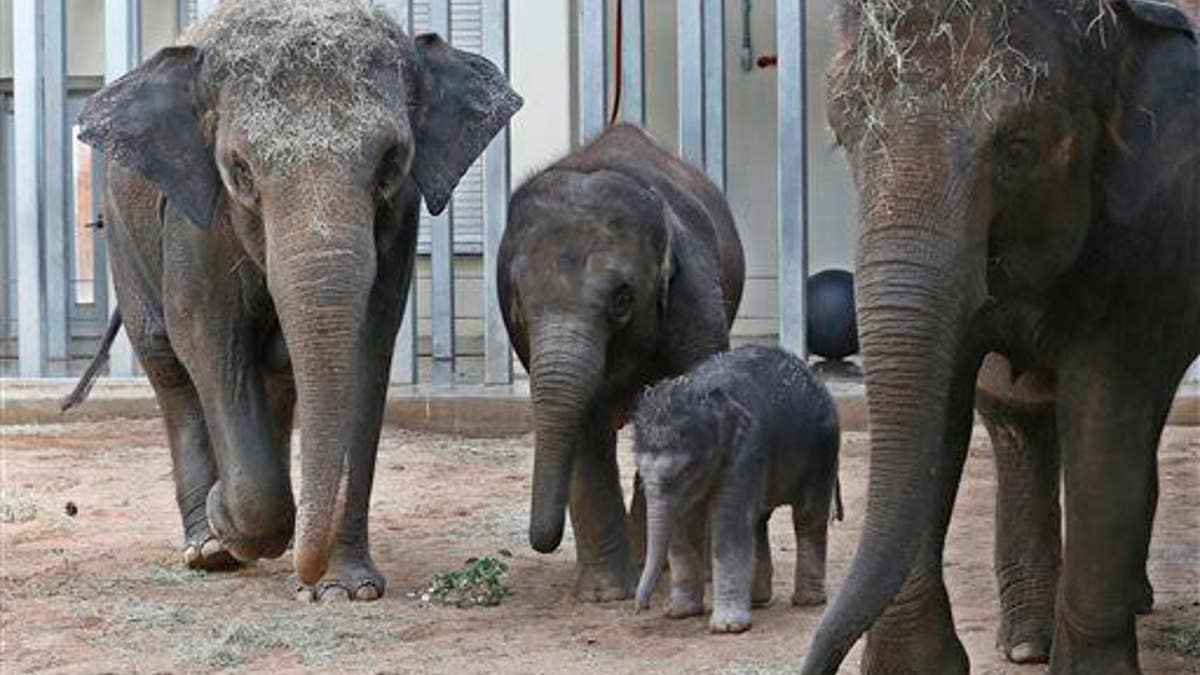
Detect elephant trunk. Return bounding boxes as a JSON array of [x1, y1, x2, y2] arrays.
[[802, 176, 985, 672], [265, 179, 378, 585], [527, 319, 605, 553], [634, 482, 672, 611]]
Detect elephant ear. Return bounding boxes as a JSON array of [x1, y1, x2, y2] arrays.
[[77, 46, 219, 229], [706, 387, 752, 453], [410, 34, 524, 216], [1104, 1, 1199, 225]]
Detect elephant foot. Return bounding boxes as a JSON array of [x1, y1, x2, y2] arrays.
[[1048, 617, 1141, 675], [790, 586, 826, 607], [861, 636, 969, 675], [183, 534, 243, 572], [295, 551, 385, 603], [665, 591, 705, 619], [709, 605, 752, 634], [996, 603, 1053, 664], [1134, 574, 1154, 615], [574, 559, 633, 603]]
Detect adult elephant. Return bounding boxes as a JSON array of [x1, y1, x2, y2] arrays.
[[70, 0, 521, 602], [802, 1, 1197, 674], [498, 124, 745, 601]]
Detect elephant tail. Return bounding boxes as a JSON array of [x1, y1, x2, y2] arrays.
[[60, 309, 122, 413]]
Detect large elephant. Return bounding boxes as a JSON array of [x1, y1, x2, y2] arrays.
[[498, 124, 745, 601], [802, 1, 1198, 674], [70, 0, 521, 602]]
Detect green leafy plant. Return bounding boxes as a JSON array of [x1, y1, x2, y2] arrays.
[[423, 550, 513, 608]]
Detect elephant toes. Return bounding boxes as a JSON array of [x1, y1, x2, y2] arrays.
[[997, 638, 1051, 664], [709, 607, 752, 634], [183, 536, 242, 572], [574, 563, 633, 603], [295, 555, 386, 604]]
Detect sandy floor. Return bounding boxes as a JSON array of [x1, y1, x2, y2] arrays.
[[2, 419, 1197, 674]]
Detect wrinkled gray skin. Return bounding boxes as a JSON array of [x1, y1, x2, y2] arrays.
[[498, 124, 745, 601], [632, 345, 841, 634], [803, 1, 1198, 674], [74, 2, 520, 603]]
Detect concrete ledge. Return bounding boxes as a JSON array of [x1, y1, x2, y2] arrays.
[[2, 378, 1195, 434]]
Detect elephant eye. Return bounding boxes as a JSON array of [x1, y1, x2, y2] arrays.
[[609, 284, 635, 323], [376, 144, 407, 199], [995, 136, 1037, 190], [230, 156, 254, 196]]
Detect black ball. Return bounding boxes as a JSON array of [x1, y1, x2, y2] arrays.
[[806, 268, 859, 360]]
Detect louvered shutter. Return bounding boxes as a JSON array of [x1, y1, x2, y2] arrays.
[[412, 0, 484, 254]]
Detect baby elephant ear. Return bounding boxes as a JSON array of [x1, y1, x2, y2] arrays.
[[708, 387, 752, 445], [409, 34, 524, 216], [1117, 0, 1195, 40], [77, 46, 220, 229]]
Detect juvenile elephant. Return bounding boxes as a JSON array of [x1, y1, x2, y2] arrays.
[[632, 345, 842, 634], [803, 1, 1198, 674], [71, 0, 521, 601], [498, 123, 745, 601]]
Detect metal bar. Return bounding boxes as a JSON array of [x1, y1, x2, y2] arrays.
[[14, 0, 47, 377], [776, 0, 807, 357], [577, 0, 607, 143], [677, 0, 704, 168], [482, 0, 512, 386], [43, 0, 68, 365], [104, 0, 140, 377], [384, 1, 416, 384], [701, 0, 725, 190], [428, 0, 454, 386], [619, 0, 644, 126]]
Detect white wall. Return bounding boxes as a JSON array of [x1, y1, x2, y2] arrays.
[[508, 0, 573, 186]]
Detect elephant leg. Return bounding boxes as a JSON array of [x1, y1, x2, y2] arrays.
[[141, 342, 240, 572], [1133, 456, 1157, 616], [569, 426, 635, 602], [1049, 344, 1176, 675], [629, 471, 648, 568], [709, 483, 755, 634], [751, 515, 774, 607], [977, 393, 1060, 664], [792, 503, 828, 607], [665, 500, 706, 619]]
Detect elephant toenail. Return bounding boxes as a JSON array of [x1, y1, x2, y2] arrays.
[[318, 585, 352, 603], [1010, 642, 1048, 664], [354, 584, 381, 601], [295, 585, 316, 603]]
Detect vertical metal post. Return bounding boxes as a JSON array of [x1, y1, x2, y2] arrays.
[[43, 0, 69, 366], [104, 0, 140, 377], [619, 0, 644, 126], [701, 0, 725, 190], [14, 0, 47, 377], [678, 0, 704, 167], [482, 0, 512, 386], [428, 0, 455, 386], [776, 0, 807, 357], [384, 0, 417, 384], [577, 0, 607, 143]]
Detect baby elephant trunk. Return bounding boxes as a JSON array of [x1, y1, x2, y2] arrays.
[[634, 486, 673, 611]]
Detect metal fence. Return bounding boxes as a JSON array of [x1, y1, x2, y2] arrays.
[[5, 0, 1197, 387]]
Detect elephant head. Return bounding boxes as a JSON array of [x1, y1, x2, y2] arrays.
[[501, 170, 679, 553], [804, 0, 1197, 670], [77, 1, 521, 584]]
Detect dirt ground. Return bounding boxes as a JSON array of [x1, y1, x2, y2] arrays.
[[2, 419, 1197, 674]]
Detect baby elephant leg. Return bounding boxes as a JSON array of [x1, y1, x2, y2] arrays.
[[751, 516, 773, 606], [710, 492, 755, 633], [666, 503, 706, 619], [792, 504, 828, 606]]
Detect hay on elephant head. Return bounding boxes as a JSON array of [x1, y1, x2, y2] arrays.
[[181, 0, 413, 169], [830, 0, 1122, 139]]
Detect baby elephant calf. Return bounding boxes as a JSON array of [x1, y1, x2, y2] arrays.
[[632, 344, 841, 633]]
